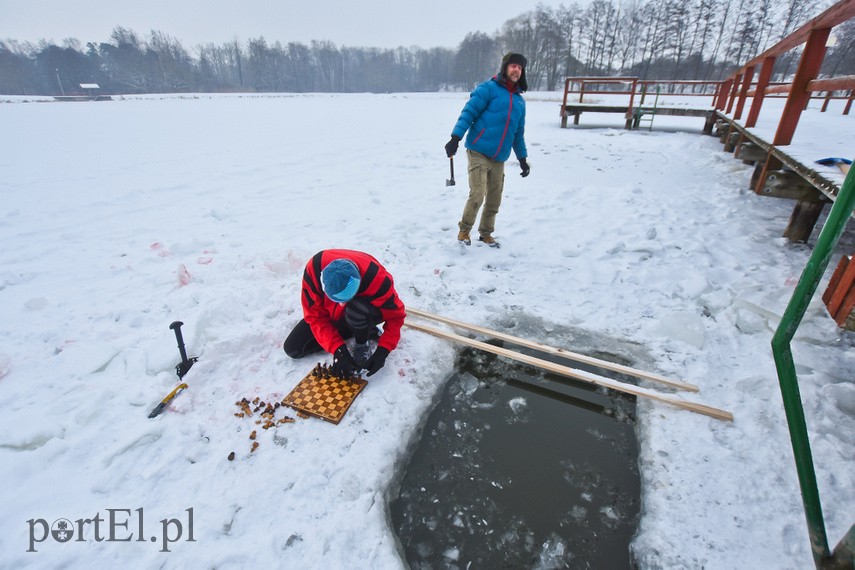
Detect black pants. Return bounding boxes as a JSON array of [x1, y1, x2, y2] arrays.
[[283, 298, 382, 358]]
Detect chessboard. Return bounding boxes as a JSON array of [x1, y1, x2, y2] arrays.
[[283, 363, 368, 424]]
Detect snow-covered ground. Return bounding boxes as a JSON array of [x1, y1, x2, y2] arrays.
[[0, 91, 852, 569]]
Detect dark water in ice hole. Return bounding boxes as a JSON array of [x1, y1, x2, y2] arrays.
[[391, 340, 641, 569]]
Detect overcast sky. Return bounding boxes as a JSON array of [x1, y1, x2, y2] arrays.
[[0, 0, 577, 50]]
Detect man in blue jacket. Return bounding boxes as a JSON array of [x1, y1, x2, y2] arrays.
[[445, 52, 530, 249]]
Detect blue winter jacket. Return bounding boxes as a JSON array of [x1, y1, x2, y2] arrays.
[[451, 76, 527, 163]]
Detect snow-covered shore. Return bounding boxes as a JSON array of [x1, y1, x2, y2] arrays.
[[0, 92, 852, 568]]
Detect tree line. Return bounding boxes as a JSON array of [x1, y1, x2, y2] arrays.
[[1, 0, 852, 96]]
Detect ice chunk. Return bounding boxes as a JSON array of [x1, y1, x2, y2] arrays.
[[828, 383, 855, 415], [600, 505, 621, 528], [534, 533, 571, 569], [508, 397, 527, 414], [458, 372, 479, 396], [651, 312, 705, 349], [735, 308, 767, 334]]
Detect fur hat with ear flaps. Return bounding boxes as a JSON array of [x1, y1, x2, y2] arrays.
[[500, 52, 528, 92]]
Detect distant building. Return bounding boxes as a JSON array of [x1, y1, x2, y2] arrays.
[[54, 83, 112, 102]]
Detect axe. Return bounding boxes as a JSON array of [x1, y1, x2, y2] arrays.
[[169, 320, 197, 378], [148, 321, 198, 418], [446, 157, 456, 186]]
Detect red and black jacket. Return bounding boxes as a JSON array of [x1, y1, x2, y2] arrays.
[[301, 249, 406, 354]]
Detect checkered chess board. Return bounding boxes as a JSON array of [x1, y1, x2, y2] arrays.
[[283, 364, 367, 424]]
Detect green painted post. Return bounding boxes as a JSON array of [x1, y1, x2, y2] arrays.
[[771, 163, 855, 568]]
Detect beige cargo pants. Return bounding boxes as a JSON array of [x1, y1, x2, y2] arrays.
[[458, 149, 505, 237]]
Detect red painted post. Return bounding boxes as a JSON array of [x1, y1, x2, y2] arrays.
[[626, 78, 639, 128], [774, 27, 831, 145], [746, 56, 776, 128], [821, 91, 832, 112], [845, 91, 853, 115], [734, 65, 756, 120], [561, 77, 571, 127], [716, 79, 732, 110], [726, 73, 743, 114]]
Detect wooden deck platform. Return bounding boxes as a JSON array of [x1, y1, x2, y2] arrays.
[[53, 95, 113, 102], [715, 111, 842, 202], [560, 103, 715, 131], [714, 110, 851, 243]]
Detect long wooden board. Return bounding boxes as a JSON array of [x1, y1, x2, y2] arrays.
[[406, 307, 698, 393], [404, 321, 733, 422]]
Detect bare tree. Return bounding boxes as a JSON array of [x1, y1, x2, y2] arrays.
[[147, 31, 193, 92], [609, 0, 641, 72], [453, 32, 499, 89], [534, 4, 569, 90], [663, 0, 692, 78], [2, 0, 850, 96], [416, 47, 455, 91], [99, 27, 150, 92], [824, 18, 855, 76], [704, 0, 735, 79], [638, 0, 669, 78]]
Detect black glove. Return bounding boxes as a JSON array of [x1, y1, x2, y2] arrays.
[[445, 135, 461, 157], [364, 347, 390, 377], [331, 345, 359, 376], [520, 158, 530, 178]]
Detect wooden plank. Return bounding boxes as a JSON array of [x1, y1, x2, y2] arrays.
[[406, 307, 698, 392], [737, 142, 768, 163], [561, 105, 630, 113], [562, 105, 712, 117], [758, 170, 825, 201], [404, 321, 733, 422], [649, 108, 715, 117]]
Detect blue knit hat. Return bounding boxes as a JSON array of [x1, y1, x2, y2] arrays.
[[321, 259, 361, 303]]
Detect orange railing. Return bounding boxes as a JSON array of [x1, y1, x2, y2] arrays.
[[561, 77, 722, 129], [562, 0, 855, 134], [718, 0, 855, 143], [561, 77, 724, 122]]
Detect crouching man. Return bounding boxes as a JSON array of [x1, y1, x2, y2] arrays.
[[283, 249, 406, 377]]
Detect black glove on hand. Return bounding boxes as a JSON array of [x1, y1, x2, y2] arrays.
[[520, 158, 530, 178], [445, 135, 461, 157], [364, 347, 390, 377], [332, 345, 359, 376]]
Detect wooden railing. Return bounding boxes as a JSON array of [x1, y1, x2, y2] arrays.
[[561, 77, 723, 117], [718, 0, 855, 141]]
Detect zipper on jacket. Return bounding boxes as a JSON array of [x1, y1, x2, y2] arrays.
[[491, 90, 514, 160]]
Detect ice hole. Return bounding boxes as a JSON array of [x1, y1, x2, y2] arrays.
[[391, 318, 644, 568]]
